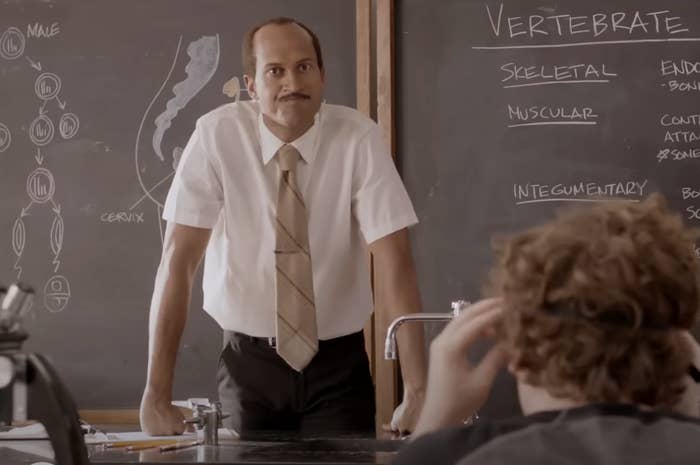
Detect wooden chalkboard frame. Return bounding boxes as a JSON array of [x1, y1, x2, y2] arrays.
[[373, 0, 401, 433]]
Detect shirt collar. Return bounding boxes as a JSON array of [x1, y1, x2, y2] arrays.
[[259, 106, 320, 166]]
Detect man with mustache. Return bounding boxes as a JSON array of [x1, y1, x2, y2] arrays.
[[139, 17, 426, 437]]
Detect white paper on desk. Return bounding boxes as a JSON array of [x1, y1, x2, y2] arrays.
[[0, 423, 238, 444], [100, 431, 197, 442], [98, 428, 239, 443], [0, 423, 48, 440], [0, 423, 116, 444]]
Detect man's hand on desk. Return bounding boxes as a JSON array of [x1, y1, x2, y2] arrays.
[[384, 388, 425, 436], [139, 390, 186, 435], [411, 299, 507, 438]]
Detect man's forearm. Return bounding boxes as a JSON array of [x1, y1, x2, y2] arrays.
[[145, 264, 192, 399], [372, 229, 428, 393], [388, 266, 427, 394]]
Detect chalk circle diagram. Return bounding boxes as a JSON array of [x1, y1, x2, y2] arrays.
[[29, 115, 55, 146], [135, 35, 220, 210], [0, 26, 25, 60], [0, 123, 10, 152], [59, 113, 80, 139], [11, 216, 25, 259], [35, 72, 61, 101], [43, 274, 70, 313], [26, 168, 55, 203], [50, 214, 64, 259]]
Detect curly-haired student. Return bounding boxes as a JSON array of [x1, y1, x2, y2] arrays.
[[393, 194, 700, 465]]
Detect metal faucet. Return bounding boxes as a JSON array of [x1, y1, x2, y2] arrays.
[[384, 300, 470, 360]]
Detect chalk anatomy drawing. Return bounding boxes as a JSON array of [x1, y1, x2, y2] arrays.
[[2, 24, 78, 313], [133, 35, 222, 243], [132, 35, 250, 243]]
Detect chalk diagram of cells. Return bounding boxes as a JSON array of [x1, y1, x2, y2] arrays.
[[2, 25, 76, 314]]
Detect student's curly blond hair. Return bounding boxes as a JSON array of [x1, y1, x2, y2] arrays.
[[488, 194, 700, 407]]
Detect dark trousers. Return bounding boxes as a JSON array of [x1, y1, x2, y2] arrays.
[[217, 330, 376, 437]]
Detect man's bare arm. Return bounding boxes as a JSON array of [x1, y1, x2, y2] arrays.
[[140, 222, 211, 435], [369, 228, 427, 432]]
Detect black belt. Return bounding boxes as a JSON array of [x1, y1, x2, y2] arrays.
[[238, 333, 278, 349], [230, 331, 363, 350]]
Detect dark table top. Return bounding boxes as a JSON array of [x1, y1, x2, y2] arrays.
[[1, 432, 405, 464]]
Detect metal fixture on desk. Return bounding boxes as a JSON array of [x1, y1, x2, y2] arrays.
[[184, 400, 229, 445], [384, 299, 479, 426], [384, 299, 470, 360]]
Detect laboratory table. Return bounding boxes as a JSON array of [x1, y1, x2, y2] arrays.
[[1, 431, 405, 464]]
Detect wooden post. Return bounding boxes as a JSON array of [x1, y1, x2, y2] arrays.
[[356, 0, 377, 381], [374, 0, 399, 433]]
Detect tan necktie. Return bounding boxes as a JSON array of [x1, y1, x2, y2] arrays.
[[274, 144, 318, 371]]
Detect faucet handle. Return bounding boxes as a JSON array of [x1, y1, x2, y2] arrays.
[[451, 299, 470, 317], [183, 401, 230, 445], [183, 404, 209, 428]]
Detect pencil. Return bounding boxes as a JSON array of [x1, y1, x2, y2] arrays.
[[126, 440, 181, 452], [159, 439, 202, 452]]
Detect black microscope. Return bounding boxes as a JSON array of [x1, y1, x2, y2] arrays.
[[0, 282, 89, 465]]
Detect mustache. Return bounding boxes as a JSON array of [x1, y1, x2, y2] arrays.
[[278, 92, 310, 102]]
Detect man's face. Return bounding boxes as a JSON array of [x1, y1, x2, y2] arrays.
[[245, 23, 325, 139]]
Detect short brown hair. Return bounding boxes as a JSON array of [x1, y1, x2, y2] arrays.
[[242, 17, 324, 77], [488, 194, 700, 407]]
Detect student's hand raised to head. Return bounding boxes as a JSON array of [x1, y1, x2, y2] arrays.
[[411, 298, 508, 438]]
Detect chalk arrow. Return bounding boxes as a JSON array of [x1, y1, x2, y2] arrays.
[[14, 257, 22, 280], [39, 102, 48, 115], [25, 56, 42, 72], [52, 257, 61, 273], [50, 199, 61, 215], [21, 204, 33, 217], [35, 148, 44, 165], [55, 96, 66, 110]]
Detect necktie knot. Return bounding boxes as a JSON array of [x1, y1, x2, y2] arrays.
[[277, 145, 300, 172]]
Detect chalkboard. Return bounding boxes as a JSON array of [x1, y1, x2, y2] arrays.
[[0, 0, 356, 408], [396, 0, 700, 418]]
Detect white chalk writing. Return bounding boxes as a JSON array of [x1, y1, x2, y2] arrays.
[[657, 148, 700, 163], [661, 59, 700, 76], [660, 114, 700, 126], [513, 181, 648, 205], [100, 212, 146, 224], [26, 22, 60, 39], [486, 5, 689, 40], [665, 80, 700, 92], [501, 63, 616, 83], [507, 105, 598, 127], [664, 131, 700, 143]]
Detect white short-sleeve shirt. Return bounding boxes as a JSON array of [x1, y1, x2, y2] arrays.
[[163, 101, 418, 339]]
